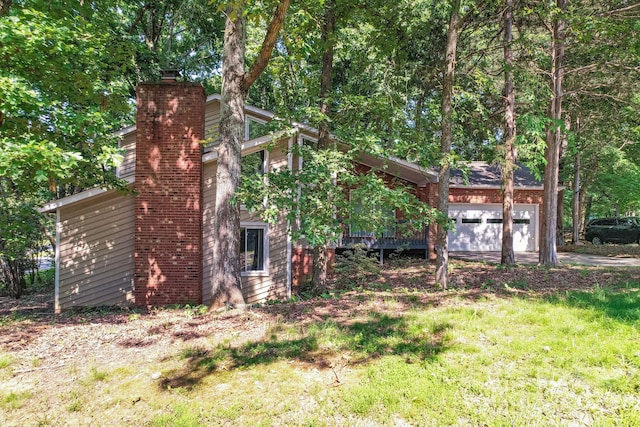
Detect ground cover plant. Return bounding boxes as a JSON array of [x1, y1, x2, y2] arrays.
[[1, 254, 640, 426]]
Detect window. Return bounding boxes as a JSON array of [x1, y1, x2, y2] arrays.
[[241, 150, 265, 181], [240, 225, 268, 274], [297, 137, 317, 170], [461, 218, 481, 224], [301, 137, 316, 148], [349, 193, 396, 238], [487, 218, 503, 224], [514, 218, 530, 225], [245, 118, 268, 140]]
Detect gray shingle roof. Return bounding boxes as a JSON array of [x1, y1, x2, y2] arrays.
[[448, 162, 542, 188]]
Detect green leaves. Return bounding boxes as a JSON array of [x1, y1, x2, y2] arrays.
[[238, 144, 435, 248]]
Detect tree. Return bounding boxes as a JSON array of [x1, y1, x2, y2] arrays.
[[310, 0, 337, 294], [0, 1, 134, 295], [539, 0, 566, 266], [500, 0, 516, 265], [122, 0, 225, 92], [211, 0, 290, 308], [435, 0, 461, 288]]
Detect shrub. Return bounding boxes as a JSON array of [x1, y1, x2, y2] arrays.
[[334, 245, 381, 288]]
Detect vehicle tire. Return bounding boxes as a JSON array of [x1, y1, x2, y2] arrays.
[[592, 236, 603, 245]]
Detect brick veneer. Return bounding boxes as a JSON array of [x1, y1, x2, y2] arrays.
[[134, 82, 206, 306]]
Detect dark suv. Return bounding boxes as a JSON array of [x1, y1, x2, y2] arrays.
[[584, 217, 640, 245]]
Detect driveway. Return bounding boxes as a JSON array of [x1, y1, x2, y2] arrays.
[[450, 251, 640, 267]]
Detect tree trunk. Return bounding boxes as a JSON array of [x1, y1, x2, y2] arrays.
[[539, 0, 566, 266], [501, 0, 516, 266], [211, 3, 247, 308], [572, 118, 581, 244], [311, 1, 336, 292], [210, 0, 290, 308], [0, 0, 11, 16], [582, 193, 592, 231], [312, 244, 329, 294], [435, 0, 461, 288]]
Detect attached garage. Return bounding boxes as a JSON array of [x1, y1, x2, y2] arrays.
[[448, 203, 539, 252]]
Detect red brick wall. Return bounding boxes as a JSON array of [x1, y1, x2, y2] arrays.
[[134, 82, 206, 306], [291, 247, 335, 291]]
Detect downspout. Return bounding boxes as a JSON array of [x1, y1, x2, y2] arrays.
[[54, 209, 61, 313], [286, 136, 293, 299]]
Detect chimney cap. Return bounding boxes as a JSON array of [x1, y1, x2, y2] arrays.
[[161, 68, 180, 81]]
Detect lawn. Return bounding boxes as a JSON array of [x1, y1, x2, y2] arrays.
[[1, 258, 640, 426]]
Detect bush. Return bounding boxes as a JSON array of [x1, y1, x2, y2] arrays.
[[0, 199, 51, 298], [334, 245, 381, 288]]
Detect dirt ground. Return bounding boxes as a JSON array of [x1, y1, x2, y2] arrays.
[[2, 251, 640, 425], [3, 255, 640, 368]]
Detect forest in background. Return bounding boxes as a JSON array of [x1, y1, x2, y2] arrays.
[[1, 0, 638, 296]]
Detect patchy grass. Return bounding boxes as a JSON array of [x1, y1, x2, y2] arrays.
[[2, 260, 640, 426]]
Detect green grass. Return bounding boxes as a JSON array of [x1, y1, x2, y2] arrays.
[[0, 352, 13, 369], [0, 390, 32, 410], [143, 289, 640, 425], [4, 286, 640, 425]]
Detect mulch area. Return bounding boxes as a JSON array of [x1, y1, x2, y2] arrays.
[[2, 254, 639, 382]]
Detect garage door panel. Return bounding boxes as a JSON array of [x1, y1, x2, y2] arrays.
[[448, 204, 537, 252]]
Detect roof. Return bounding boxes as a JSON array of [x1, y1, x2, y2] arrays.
[[449, 162, 542, 189], [40, 95, 543, 214]]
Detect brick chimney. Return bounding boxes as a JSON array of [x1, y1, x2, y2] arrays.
[[134, 79, 206, 306]]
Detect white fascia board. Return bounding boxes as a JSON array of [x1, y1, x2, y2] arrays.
[[38, 176, 135, 213], [387, 155, 439, 180], [114, 124, 136, 137], [286, 137, 293, 299]]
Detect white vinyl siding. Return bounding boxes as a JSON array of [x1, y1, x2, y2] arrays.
[[57, 192, 135, 310]]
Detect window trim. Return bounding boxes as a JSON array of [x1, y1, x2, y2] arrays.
[[240, 222, 269, 277]]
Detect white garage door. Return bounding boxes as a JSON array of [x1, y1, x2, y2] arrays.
[[448, 204, 538, 252]]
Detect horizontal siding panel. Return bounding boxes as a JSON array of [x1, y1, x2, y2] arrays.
[[242, 278, 287, 303], [59, 276, 133, 308], [60, 251, 133, 281], [62, 191, 135, 218], [58, 192, 135, 311], [204, 100, 221, 149], [61, 224, 134, 255], [118, 133, 136, 179], [201, 162, 216, 303]]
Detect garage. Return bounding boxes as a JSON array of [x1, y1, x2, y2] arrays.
[[448, 203, 538, 252]]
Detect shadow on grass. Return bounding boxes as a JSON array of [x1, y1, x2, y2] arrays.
[[159, 313, 452, 391], [546, 288, 640, 324]]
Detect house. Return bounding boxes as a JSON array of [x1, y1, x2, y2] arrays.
[[40, 79, 544, 312]]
